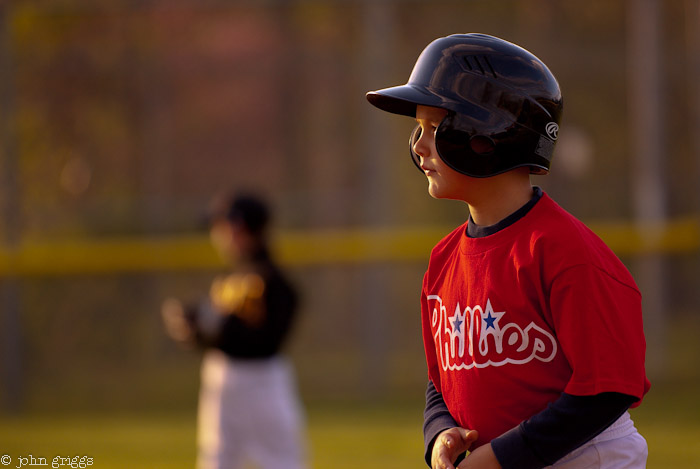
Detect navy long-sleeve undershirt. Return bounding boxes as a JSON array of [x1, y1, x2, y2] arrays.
[[423, 380, 636, 468]]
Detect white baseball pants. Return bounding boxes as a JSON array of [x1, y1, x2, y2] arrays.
[[196, 350, 307, 469], [549, 411, 648, 468]]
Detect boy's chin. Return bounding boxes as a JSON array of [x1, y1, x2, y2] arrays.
[[428, 186, 468, 205], [427, 185, 441, 199], [427, 184, 451, 200]]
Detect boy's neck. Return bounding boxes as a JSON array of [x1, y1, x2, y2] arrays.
[[466, 171, 534, 227]]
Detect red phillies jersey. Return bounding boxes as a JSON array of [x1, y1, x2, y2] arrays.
[[421, 193, 650, 448]]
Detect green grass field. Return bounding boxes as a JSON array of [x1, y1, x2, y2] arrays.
[[1, 383, 699, 469]]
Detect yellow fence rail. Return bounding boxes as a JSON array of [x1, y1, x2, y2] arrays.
[[0, 217, 698, 276]]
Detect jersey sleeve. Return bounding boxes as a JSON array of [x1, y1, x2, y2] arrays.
[[549, 264, 650, 402]]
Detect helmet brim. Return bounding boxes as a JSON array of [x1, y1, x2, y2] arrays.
[[366, 84, 447, 118]]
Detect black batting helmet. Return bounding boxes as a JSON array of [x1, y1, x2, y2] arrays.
[[208, 193, 270, 235], [366, 33, 563, 178]]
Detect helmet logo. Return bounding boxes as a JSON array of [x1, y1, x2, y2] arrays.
[[545, 122, 559, 140]]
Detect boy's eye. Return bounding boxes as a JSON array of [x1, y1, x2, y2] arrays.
[[421, 124, 437, 134]]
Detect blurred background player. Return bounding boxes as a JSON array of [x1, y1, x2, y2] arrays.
[[161, 192, 307, 469]]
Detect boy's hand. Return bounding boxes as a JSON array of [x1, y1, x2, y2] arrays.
[[457, 443, 501, 469], [161, 297, 194, 345], [431, 427, 479, 469]]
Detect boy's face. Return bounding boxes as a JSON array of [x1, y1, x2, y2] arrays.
[[210, 220, 255, 263], [414, 105, 470, 200]]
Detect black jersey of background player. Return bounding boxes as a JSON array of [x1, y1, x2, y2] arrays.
[[185, 246, 299, 360]]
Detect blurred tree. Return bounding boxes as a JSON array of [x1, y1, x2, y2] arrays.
[[0, 2, 23, 413], [1, 0, 698, 411]]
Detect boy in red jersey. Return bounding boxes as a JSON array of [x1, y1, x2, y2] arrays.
[[366, 34, 650, 469]]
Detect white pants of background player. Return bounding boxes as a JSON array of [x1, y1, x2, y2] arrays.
[[196, 350, 307, 469], [548, 411, 648, 468]]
